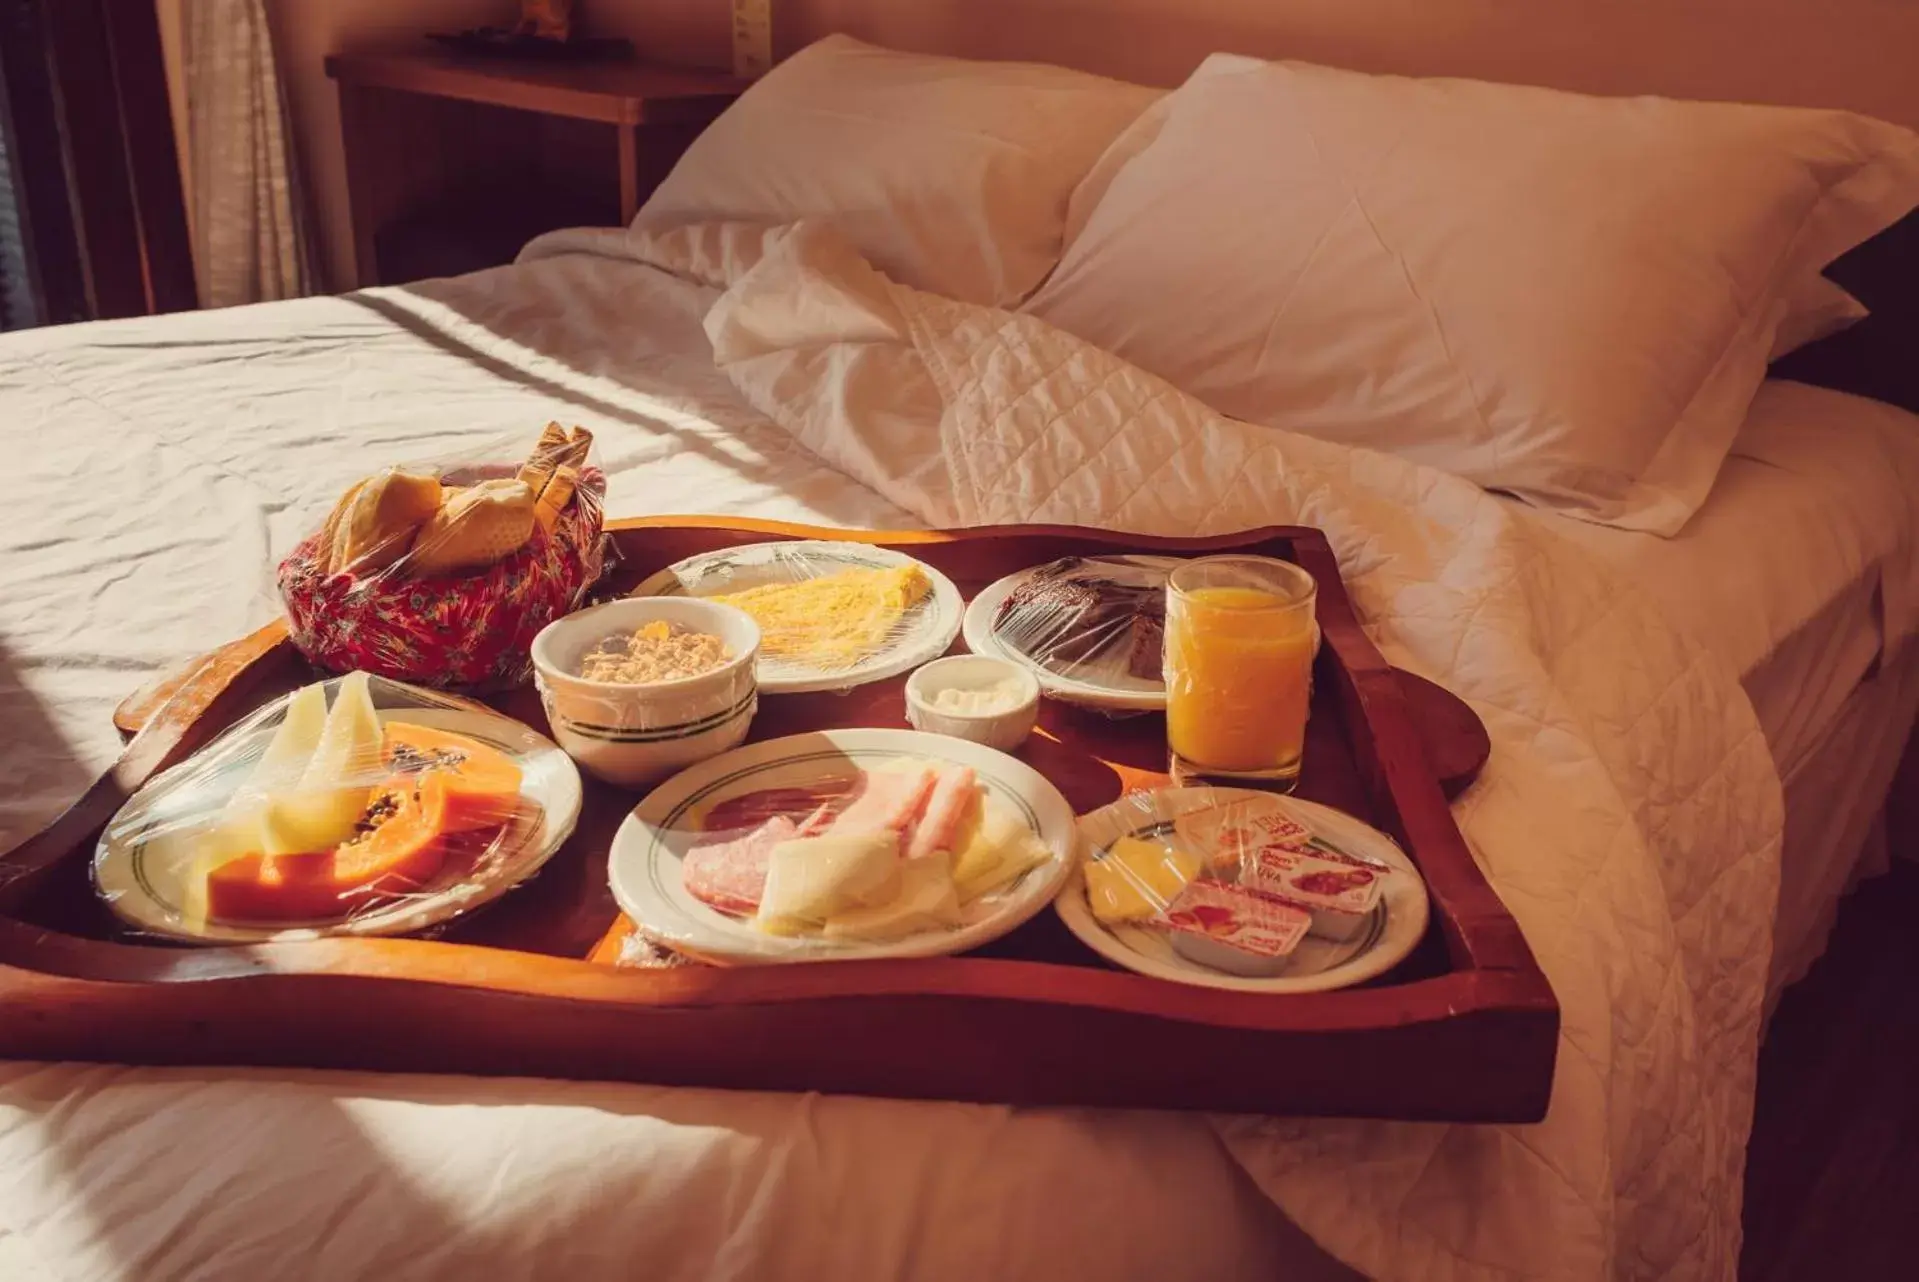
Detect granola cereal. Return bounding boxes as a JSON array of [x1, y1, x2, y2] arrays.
[[579, 620, 731, 683]]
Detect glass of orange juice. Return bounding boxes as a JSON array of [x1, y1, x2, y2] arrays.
[[1164, 556, 1318, 789]]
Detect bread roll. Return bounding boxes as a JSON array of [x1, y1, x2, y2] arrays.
[[408, 479, 538, 577], [329, 470, 443, 576]]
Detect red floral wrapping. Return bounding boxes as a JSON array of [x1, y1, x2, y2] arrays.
[[277, 468, 608, 691]]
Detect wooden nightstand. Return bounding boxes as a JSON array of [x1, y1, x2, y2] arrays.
[[326, 49, 748, 288]]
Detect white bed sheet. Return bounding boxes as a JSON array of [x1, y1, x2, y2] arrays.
[[1525, 379, 1919, 777], [0, 258, 909, 845], [0, 1063, 1322, 1282], [1768, 641, 1919, 997], [0, 257, 1342, 1280], [1528, 383, 1919, 992]]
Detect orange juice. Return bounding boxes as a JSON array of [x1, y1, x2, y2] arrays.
[[1164, 559, 1317, 783]]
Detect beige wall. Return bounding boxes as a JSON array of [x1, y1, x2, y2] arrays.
[[270, 0, 1919, 294], [584, 0, 1919, 121]]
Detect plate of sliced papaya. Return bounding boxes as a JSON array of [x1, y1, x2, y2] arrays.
[[93, 671, 581, 943]]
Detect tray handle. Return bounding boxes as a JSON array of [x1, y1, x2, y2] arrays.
[[3, 623, 300, 912]]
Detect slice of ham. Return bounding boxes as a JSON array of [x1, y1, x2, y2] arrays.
[[904, 766, 977, 861], [701, 781, 858, 834], [682, 815, 797, 916], [827, 766, 936, 838]]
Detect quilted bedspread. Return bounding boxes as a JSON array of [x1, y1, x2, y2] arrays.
[[527, 220, 1789, 1281]]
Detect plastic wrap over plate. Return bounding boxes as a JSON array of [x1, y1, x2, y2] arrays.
[[94, 673, 582, 943], [631, 541, 963, 694], [1055, 788, 1430, 993], [608, 729, 1078, 963]]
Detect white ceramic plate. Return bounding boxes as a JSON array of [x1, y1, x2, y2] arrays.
[[1054, 788, 1430, 993], [632, 541, 963, 694], [94, 706, 583, 944], [961, 556, 1180, 712], [608, 729, 1079, 964]]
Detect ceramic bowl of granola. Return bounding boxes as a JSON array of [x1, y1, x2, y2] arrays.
[[531, 597, 760, 788]]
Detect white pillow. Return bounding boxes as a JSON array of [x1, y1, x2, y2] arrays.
[[636, 35, 1159, 308], [1771, 277, 1868, 359], [1028, 55, 1919, 533], [1066, 91, 1869, 365]]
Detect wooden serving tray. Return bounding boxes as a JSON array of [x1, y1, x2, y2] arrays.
[[0, 520, 1557, 1122]]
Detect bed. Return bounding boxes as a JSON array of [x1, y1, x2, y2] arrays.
[[4, 32, 1918, 1282]]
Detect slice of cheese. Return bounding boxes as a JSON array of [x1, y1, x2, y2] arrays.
[[959, 834, 1049, 903], [756, 831, 901, 935], [1084, 836, 1203, 924], [258, 672, 380, 855], [950, 802, 1050, 904], [823, 851, 963, 942]]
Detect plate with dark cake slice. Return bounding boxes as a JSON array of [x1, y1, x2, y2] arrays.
[[961, 555, 1180, 711]]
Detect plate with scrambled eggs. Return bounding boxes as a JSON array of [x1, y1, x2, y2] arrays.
[[630, 541, 963, 693]]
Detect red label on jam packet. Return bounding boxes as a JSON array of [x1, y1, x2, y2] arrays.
[[1243, 846, 1384, 915], [1157, 881, 1311, 958]]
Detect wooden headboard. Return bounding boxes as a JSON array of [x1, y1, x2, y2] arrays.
[[1771, 213, 1919, 414], [753, 0, 1919, 128]]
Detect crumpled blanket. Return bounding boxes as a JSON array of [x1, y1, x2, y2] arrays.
[[524, 219, 1786, 1281]]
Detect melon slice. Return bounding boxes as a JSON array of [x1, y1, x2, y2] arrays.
[[184, 682, 332, 928], [205, 682, 330, 853], [259, 672, 381, 855], [380, 722, 523, 832], [250, 682, 330, 790]]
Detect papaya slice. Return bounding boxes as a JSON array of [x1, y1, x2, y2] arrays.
[[205, 780, 450, 924], [381, 722, 523, 833]]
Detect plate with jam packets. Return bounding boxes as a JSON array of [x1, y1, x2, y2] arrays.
[[631, 541, 963, 695], [607, 729, 1079, 964], [1054, 788, 1429, 992], [963, 555, 1178, 711]]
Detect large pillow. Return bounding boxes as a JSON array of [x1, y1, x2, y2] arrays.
[[1027, 55, 1919, 533], [637, 35, 1159, 308]]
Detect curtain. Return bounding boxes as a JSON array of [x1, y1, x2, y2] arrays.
[[0, 104, 35, 330], [184, 0, 313, 306]]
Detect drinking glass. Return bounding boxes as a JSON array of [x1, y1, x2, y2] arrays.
[[1164, 555, 1318, 790]]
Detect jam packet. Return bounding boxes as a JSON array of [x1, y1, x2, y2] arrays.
[[1159, 881, 1312, 977], [1241, 845, 1385, 942]]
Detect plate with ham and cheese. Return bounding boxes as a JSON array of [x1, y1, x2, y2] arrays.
[[630, 542, 964, 695], [606, 729, 1078, 963]]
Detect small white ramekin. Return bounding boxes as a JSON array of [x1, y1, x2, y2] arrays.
[[904, 655, 1041, 752], [531, 597, 760, 788]]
